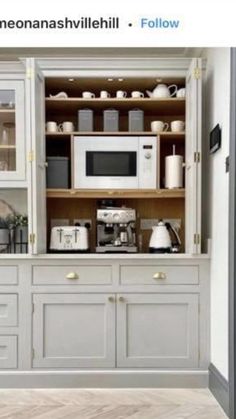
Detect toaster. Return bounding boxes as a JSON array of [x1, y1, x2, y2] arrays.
[[50, 226, 89, 252]]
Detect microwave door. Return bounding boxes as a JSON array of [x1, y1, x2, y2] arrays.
[[73, 136, 139, 189]]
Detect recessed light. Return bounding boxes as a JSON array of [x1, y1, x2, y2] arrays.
[[118, 78, 124, 82], [68, 78, 75, 82], [156, 78, 162, 82], [107, 78, 113, 82]]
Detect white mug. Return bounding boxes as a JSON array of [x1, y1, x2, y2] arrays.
[[46, 121, 58, 133], [116, 90, 127, 98], [59, 121, 74, 133], [171, 120, 185, 132], [131, 91, 144, 98], [151, 120, 169, 133], [100, 90, 110, 98], [176, 88, 186, 98], [82, 91, 95, 99]]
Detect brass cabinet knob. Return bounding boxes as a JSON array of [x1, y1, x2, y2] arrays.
[[66, 272, 79, 280], [119, 296, 125, 302], [108, 296, 115, 302], [153, 272, 166, 280]]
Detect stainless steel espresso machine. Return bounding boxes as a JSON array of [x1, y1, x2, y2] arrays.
[[96, 207, 137, 253]]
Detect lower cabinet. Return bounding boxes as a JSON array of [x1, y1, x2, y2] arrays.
[[32, 294, 116, 368], [117, 294, 199, 368], [32, 292, 199, 369]]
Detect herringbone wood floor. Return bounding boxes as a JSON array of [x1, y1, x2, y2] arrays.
[[0, 389, 228, 418]]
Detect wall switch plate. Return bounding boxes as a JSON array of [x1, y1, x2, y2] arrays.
[[140, 218, 181, 231], [51, 219, 69, 228], [73, 219, 92, 228]]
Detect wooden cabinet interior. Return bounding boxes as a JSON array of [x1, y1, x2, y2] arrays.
[[47, 197, 185, 253], [45, 76, 186, 253]]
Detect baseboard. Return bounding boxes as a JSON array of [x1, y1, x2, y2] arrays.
[[209, 363, 229, 417], [0, 370, 208, 388]]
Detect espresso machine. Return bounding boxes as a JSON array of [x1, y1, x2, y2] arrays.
[[96, 207, 137, 253]]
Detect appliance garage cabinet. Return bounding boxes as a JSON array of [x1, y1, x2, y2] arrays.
[[0, 57, 210, 388]]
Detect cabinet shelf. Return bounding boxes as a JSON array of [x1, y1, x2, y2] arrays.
[[45, 97, 185, 114], [0, 145, 16, 150], [46, 188, 185, 199], [45, 132, 185, 140]]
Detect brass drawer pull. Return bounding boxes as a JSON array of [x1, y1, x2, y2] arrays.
[[66, 272, 79, 280], [119, 296, 125, 302], [153, 272, 166, 280], [108, 296, 115, 302]]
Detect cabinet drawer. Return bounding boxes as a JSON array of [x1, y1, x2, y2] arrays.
[[0, 266, 18, 285], [32, 265, 112, 285], [0, 295, 17, 326], [120, 265, 199, 285], [0, 336, 17, 368]]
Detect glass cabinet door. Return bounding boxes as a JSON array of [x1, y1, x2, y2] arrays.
[[0, 80, 25, 181]]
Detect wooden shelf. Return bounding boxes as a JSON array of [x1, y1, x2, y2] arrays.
[[0, 145, 16, 150], [45, 131, 185, 140], [47, 188, 185, 199], [0, 108, 15, 113], [45, 98, 185, 115]]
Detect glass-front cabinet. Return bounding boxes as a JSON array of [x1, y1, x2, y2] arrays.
[[0, 80, 25, 181]]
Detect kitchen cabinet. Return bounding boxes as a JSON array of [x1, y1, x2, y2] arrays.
[[0, 80, 26, 182], [117, 293, 199, 368], [32, 292, 200, 369], [24, 57, 202, 255], [0, 336, 17, 368], [32, 293, 116, 368]]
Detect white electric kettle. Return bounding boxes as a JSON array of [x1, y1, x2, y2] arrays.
[[146, 84, 178, 98], [149, 220, 181, 253]]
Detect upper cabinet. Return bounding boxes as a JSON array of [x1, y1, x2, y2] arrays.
[[0, 79, 26, 182], [25, 57, 202, 255]]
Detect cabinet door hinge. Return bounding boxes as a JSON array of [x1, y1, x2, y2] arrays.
[[199, 348, 201, 360], [29, 233, 35, 244], [194, 233, 201, 245], [28, 151, 35, 162], [26, 67, 34, 79], [194, 152, 200, 163], [193, 67, 201, 79], [32, 348, 35, 359], [32, 303, 35, 314]]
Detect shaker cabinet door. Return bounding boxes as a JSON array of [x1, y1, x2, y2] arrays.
[[185, 58, 202, 254], [117, 293, 199, 368], [32, 293, 116, 368], [26, 58, 46, 254], [0, 80, 25, 181]]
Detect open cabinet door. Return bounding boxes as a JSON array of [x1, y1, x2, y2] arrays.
[[185, 58, 202, 254], [26, 58, 46, 254]]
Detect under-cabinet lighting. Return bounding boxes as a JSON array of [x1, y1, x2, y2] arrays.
[[118, 78, 124, 82], [68, 78, 75, 82], [107, 78, 113, 81]]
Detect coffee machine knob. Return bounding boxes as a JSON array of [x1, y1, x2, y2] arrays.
[[113, 213, 120, 221]]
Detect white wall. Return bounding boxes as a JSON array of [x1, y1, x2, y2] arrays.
[[202, 48, 230, 380]]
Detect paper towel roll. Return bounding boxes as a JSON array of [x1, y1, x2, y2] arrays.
[[165, 155, 183, 188]]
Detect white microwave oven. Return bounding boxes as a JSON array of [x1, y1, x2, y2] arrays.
[[73, 136, 159, 189]]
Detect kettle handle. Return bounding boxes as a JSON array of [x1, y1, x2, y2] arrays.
[[168, 84, 178, 97], [165, 222, 181, 246]]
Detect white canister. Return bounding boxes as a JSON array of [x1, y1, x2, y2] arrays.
[[165, 154, 183, 189]]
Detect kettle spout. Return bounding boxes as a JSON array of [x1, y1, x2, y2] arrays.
[[146, 90, 153, 98]]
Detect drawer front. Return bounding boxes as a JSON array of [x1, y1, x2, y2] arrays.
[[0, 295, 17, 326], [0, 266, 18, 285], [0, 336, 17, 368], [120, 265, 199, 285], [32, 265, 112, 285]]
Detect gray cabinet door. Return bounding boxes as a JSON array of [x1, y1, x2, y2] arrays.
[[117, 293, 199, 368], [33, 294, 115, 368]]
